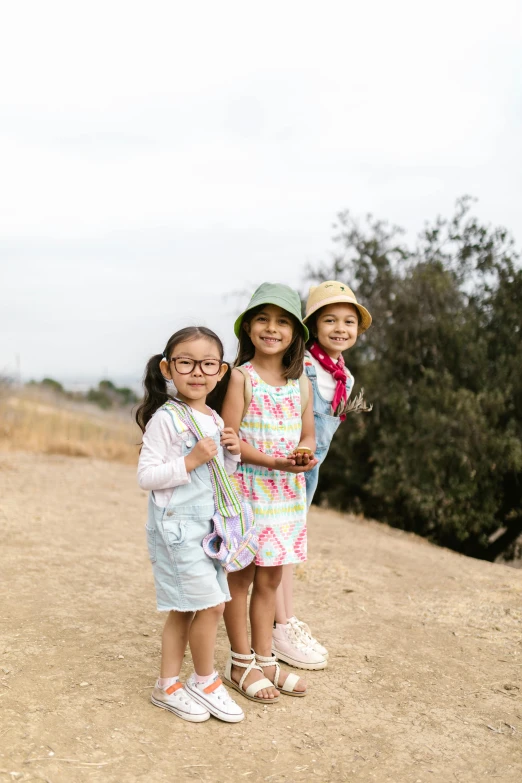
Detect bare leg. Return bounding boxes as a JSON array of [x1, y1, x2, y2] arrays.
[[223, 563, 278, 700], [189, 603, 224, 676], [252, 566, 306, 694], [160, 610, 193, 678], [274, 564, 294, 624], [250, 565, 282, 655]]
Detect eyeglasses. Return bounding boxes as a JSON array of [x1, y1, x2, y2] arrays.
[[168, 357, 223, 376]]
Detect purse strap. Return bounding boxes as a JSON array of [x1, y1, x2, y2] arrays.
[[166, 400, 244, 526]]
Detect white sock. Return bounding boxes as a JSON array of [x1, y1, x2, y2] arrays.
[[157, 676, 179, 689], [193, 670, 217, 684]]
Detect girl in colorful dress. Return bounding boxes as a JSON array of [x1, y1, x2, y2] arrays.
[[273, 281, 372, 667], [136, 326, 245, 724], [221, 283, 319, 702]]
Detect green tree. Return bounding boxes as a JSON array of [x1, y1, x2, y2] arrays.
[[307, 197, 522, 560]]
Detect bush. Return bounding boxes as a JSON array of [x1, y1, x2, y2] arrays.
[[308, 197, 522, 560]]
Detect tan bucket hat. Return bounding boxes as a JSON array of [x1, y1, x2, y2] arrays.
[[303, 280, 372, 334]]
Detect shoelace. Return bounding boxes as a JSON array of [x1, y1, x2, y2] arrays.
[[284, 623, 315, 652], [214, 684, 235, 705], [197, 678, 234, 705], [290, 618, 318, 646], [164, 687, 194, 707]]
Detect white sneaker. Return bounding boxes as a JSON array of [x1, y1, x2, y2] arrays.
[[151, 681, 210, 722], [289, 616, 328, 658], [272, 623, 327, 670], [185, 673, 245, 723]]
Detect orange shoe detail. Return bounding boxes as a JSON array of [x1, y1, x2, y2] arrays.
[[165, 682, 183, 695], [203, 677, 223, 694]]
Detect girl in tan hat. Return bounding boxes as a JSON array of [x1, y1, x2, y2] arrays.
[[273, 280, 372, 666]]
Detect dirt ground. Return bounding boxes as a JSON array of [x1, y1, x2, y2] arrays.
[[1, 452, 521, 783]]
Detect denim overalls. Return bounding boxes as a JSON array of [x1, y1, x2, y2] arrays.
[[304, 361, 353, 508], [145, 408, 230, 612]]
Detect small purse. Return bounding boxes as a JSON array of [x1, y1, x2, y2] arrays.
[[164, 400, 258, 572]]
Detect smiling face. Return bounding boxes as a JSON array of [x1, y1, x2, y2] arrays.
[[314, 303, 359, 359], [160, 337, 227, 407], [244, 304, 295, 358]]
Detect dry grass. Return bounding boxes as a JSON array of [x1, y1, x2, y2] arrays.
[[0, 387, 140, 464]]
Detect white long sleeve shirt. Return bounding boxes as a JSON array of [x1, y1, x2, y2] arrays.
[[137, 407, 240, 507]]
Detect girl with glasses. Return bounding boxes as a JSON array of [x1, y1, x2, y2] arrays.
[[135, 326, 244, 724]]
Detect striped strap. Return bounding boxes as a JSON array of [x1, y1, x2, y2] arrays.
[[167, 400, 244, 530]]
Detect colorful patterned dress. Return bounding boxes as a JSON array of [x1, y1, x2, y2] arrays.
[[232, 362, 307, 566]]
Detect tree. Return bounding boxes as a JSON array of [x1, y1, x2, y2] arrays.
[[307, 197, 522, 560]]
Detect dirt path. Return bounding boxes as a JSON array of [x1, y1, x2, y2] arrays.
[[1, 451, 521, 783]]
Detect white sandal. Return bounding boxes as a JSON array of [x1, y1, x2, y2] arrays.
[[254, 650, 307, 697], [223, 650, 280, 704]]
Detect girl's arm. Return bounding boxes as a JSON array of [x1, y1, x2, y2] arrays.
[[138, 413, 218, 489], [137, 411, 191, 490], [221, 368, 296, 470], [216, 413, 242, 475], [290, 378, 318, 468], [297, 378, 316, 452]]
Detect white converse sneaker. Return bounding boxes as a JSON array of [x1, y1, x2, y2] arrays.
[[185, 673, 245, 723], [272, 622, 327, 670], [151, 681, 210, 722], [289, 616, 328, 658]]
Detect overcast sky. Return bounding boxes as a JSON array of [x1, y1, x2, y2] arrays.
[[1, 0, 521, 388]]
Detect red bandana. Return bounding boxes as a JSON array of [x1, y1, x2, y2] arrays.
[[308, 342, 348, 420]]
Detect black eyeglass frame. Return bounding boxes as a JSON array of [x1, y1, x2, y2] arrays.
[[167, 357, 224, 376]]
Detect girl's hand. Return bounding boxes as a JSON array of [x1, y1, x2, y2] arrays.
[[289, 448, 315, 467], [185, 438, 218, 472], [221, 427, 241, 455], [273, 456, 297, 470], [283, 457, 319, 474]]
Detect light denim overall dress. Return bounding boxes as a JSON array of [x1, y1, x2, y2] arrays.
[[304, 361, 354, 509], [145, 407, 230, 612]]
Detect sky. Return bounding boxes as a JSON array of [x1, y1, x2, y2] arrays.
[[1, 0, 521, 389]]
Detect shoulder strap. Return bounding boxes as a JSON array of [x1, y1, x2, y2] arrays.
[[167, 400, 244, 519], [162, 401, 190, 435], [236, 366, 252, 419], [299, 373, 309, 413]]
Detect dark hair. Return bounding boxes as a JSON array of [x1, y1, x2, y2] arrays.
[[305, 304, 362, 348], [135, 326, 226, 433], [235, 304, 305, 380]]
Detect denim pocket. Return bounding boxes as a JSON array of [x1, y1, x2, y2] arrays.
[[145, 525, 157, 563], [162, 518, 186, 547]]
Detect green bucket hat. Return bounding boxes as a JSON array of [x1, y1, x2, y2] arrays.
[[234, 282, 309, 341]]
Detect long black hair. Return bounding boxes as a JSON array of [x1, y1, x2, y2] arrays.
[[135, 326, 226, 433]]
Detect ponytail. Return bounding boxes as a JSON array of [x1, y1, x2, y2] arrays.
[[135, 353, 168, 433]]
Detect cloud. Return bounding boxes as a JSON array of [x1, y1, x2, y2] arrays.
[[1, 0, 521, 381]]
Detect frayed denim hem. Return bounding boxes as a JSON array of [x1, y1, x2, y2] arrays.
[[156, 595, 232, 613]]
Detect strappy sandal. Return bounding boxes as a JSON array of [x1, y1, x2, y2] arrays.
[[223, 650, 280, 704], [254, 650, 307, 697]]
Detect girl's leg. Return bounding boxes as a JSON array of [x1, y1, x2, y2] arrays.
[[189, 603, 225, 676], [274, 564, 294, 624], [251, 566, 306, 694], [223, 563, 278, 700], [160, 610, 193, 678]]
